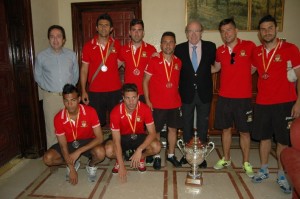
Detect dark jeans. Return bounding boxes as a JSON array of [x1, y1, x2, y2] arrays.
[[182, 93, 211, 143]]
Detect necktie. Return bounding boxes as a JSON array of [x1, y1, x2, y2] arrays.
[[192, 46, 198, 71]]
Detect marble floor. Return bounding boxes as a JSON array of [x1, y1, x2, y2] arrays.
[[0, 136, 293, 199]]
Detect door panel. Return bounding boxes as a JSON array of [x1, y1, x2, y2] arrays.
[[82, 11, 134, 45], [0, 0, 21, 166]]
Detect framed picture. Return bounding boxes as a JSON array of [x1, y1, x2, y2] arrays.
[[186, 0, 284, 31]]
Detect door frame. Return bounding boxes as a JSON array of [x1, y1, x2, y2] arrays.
[[71, 0, 142, 61]]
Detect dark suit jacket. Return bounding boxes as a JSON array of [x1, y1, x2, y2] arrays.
[[174, 40, 216, 104]]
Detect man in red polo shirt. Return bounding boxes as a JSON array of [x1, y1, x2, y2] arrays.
[[105, 83, 161, 182], [143, 31, 182, 170], [43, 84, 105, 185], [251, 15, 300, 194], [211, 18, 255, 178], [80, 13, 122, 127], [119, 19, 156, 103]]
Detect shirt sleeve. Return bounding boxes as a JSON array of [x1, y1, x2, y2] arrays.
[[110, 106, 120, 131], [90, 107, 100, 127], [289, 44, 300, 68], [144, 105, 154, 125], [54, 113, 64, 136], [144, 57, 155, 75], [34, 54, 44, 88]]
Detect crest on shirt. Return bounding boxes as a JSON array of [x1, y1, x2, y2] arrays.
[[81, 121, 87, 128], [142, 51, 147, 57], [112, 47, 116, 53], [240, 50, 246, 57], [136, 116, 141, 122], [174, 63, 179, 70], [274, 54, 282, 62]]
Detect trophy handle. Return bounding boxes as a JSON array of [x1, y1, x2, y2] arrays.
[[177, 139, 185, 156], [204, 141, 215, 158]]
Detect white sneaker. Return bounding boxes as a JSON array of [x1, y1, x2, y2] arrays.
[[66, 160, 80, 181], [86, 160, 98, 182]]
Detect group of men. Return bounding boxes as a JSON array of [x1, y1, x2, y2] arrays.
[[34, 13, 300, 194]]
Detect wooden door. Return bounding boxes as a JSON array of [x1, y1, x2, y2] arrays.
[[71, 0, 141, 127], [0, 0, 21, 166], [72, 0, 142, 64], [0, 0, 45, 166]]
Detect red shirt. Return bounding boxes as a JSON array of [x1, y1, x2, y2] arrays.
[[120, 41, 156, 95], [216, 39, 255, 98], [110, 101, 154, 135], [252, 40, 300, 104], [54, 104, 100, 142], [82, 36, 122, 92], [145, 52, 182, 109]]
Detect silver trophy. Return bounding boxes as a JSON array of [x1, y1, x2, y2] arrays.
[[177, 132, 215, 186]]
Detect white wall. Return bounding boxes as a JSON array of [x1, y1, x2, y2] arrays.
[[31, 0, 59, 53], [31, 0, 300, 53]]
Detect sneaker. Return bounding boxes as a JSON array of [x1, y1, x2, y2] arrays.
[[138, 159, 146, 172], [251, 168, 269, 183], [213, 157, 231, 170], [146, 156, 154, 164], [86, 161, 98, 182], [243, 162, 254, 178], [179, 156, 188, 165], [112, 161, 119, 174], [124, 149, 134, 161], [66, 160, 80, 181], [167, 156, 182, 168], [153, 157, 161, 170], [277, 176, 292, 194]]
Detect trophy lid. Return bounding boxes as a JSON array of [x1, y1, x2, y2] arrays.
[[186, 135, 204, 148]]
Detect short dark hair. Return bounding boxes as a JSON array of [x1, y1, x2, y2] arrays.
[[219, 17, 236, 31], [96, 13, 113, 27], [161, 31, 176, 43], [48, 25, 66, 40], [258, 14, 277, 29], [62, 84, 79, 96], [130, 19, 144, 29], [122, 83, 138, 95]]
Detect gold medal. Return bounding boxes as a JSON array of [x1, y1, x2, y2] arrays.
[[163, 56, 174, 89], [261, 40, 281, 80], [131, 43, 142, 77]]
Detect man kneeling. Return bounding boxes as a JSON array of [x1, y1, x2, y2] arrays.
[[43, 84, 105, 185], [105, 83, 161, 182]]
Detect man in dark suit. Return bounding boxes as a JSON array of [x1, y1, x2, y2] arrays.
[[174, 20, 216, 168]]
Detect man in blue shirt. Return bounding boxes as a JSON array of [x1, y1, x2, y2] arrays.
[[34, 25, 79, 149]]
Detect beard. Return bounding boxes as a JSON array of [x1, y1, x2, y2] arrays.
[[262, 33, 276, 44]]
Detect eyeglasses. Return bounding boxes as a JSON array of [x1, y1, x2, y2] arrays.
[[230, 52, 236, 64]]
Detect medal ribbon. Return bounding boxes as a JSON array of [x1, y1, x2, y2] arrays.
[[99, 41, 111, 66], [163, 56, 174, 83], [124, 103, 139, 134], [131, 42, 143, 69], [67, 109, 80, 141], [262, 40, 281, 74]]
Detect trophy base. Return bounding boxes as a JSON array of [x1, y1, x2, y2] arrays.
[[185, 173, 203, 186]]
